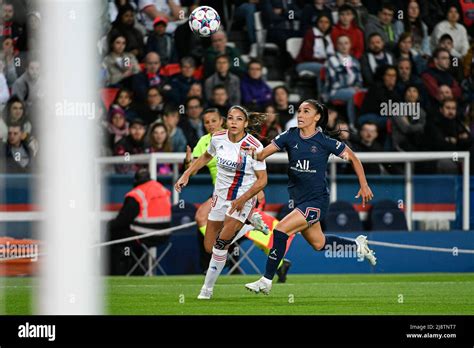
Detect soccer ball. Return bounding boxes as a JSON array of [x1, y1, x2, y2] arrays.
[[188, 6, 221, 37]]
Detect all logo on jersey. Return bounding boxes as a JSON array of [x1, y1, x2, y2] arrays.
[[290, 159, 316, 173]]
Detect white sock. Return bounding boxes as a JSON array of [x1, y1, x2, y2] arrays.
[[231, 224, 253, 244], [203, 247, 228, 289]]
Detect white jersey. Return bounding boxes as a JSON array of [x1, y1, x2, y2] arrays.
[[207, 130, 266, 201]]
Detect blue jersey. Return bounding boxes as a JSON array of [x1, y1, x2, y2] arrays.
[[272, 127, 347, 203]]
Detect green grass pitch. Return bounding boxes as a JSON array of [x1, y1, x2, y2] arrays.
[[2, 273, 473, 315]]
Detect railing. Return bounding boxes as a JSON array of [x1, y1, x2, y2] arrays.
[[95, 151, 470, 231]]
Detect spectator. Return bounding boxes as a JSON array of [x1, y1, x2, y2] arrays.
[[325, 35, 363, 128], [463, 43, 474, 78], [0, 2, 23, 47], [114, 118, 148, 173], [347, 0, 370, 30], [300, 0, 333, 36], [166, 57, 198, 106], [259, 104, 282, 146], [365, 2, 396, 50], [105, 104, 129, 150], [393, 32, 426, 77], [393, 0, 430, 57], [0, 96, 32, 142], [352, 122, 384, 174], [437, 33, 464, 61], [147, 122, 172, 174], [11, 58, 41, 110], [0, 61, 9, 110], [138, 0, 183, 34], [163, 106, 187, 152], [421, 48, 462, 105], [130, 52, 164, 103], [261, 0, 299, 50], [0, 37, 24, 88], [16, 11, 40, 53], [108, 4, 145, 60], [395, 58, 427, 106], [186, 82, 203, 99], [392, 84, 427, 151], [437, 34, 465, 83], [425, 98, 472, 173], [2, 124, 35, 173], [431, 5, 470, 58], [112, 88, 138, 122], [139, 86, 166, 125], [359, 65, 400, 129], [203, 30, 247, 78], [330, 5, 364, 59], [204, 54, 240, 105], [360, 33, 394, 87], [145, 16, 177, 66], [233, 0, 260, 45], [208, 85, 230, 117], [103, 34, 140, 86], [336, 120, 358, 149], [296, 14, 334, 78], [240, 59, 272, 111], [272, 86, 294, 129], [178, 96, 204, 148]]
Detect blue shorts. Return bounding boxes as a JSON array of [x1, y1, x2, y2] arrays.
[[294, 196, 330, 226]]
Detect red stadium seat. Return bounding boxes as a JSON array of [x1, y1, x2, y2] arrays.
[[100, 88, 119, 110], [353, 90, 367, 109]]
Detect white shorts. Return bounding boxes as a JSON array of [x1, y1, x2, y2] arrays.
[[208, 193, 256, 223]]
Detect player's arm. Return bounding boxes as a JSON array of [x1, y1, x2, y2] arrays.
[[341, 146, 374, 207], [167, 0, 182, 19], [251, 143, 279, 161], [142, 4, 170, 21], [175, 152, 213, 192], [229, 170, 268, 214]]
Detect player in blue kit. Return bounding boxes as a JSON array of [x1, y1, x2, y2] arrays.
[[245, 99, 376, 295]]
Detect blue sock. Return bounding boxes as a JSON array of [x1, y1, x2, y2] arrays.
[[264, 230, 289, 281], [322, 234, 357, 250]]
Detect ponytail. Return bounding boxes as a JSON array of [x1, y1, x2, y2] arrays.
[[228, 105, 267, 137]]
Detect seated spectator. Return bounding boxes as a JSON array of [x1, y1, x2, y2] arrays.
[[359, 65, 400, 129], [331, 5, 364, 59], [186, 82, 203, 99], [203, 30, 247, 78], [233, 0, 259, 45], [299, 0, 333, 36], [395, 58, 427, 106], [108, 4, 145, 60], [205, 54, 240, 105], [272, 86, 295, 129], [351, 122, 384, 174], [421, 48, 462, 106], [112, 88, 138, 122], [139, 86, 165, 125], [147, 122, 172, 174], [393, 32, 426, 77], [437, 34, 464, 83], [336, 120, 358, 149], [425, 98, 472, 173], [296, 14, 334, 78], [138, 0, 183, 34], [179, 96, 204, 148], [392, 84, 427, 151], [12, 58, 41, 110], [105, 104, 129, 150], [114, 118, 148, 174], [16, 11, 41, 53], [103, 34, 140, 86], [130, 52, 164, 103], [2, 124, 36, 173], [0, 96, 32, 142], [430, 5, 470, 58], [145, 16, 177, 66], [360, 33, 394, 87], [348, 0, 370, 30], [259, 104, 282, 146], [325, 35, 363, 128], [364, 2, 397, 50], [166, 57, 198, 106], [163, 106, 186, 152], [240, 59, 272, 111], [0, 3, 23, 47], [208, 85, 230, 117], [393, 0, 430, 57], [261, 0, 299, 51], [0, 38, 24, 88], [463, 43, 474, 78]]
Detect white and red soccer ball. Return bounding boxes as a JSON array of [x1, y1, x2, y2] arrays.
[[188, 6, 221, 37]]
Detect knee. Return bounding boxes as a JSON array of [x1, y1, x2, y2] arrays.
[[204, 242, 213, 254], [312, 240, 326, 251], [195, 209, 207, 227]]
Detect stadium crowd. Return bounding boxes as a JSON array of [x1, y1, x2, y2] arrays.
[[1, 0, 474, 174]]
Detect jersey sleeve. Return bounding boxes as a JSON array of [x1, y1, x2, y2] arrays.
[[322, 134, 347, 158], [206, 136, 217, 157], [271, 129, 291, 150], [252, 144, 266, 171], [192, 135, 207, 158]]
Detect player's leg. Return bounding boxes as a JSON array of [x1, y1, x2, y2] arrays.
[[196, 198, 213, 272]]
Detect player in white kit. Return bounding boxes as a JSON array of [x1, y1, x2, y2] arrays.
[[175, 105, 268, 299]]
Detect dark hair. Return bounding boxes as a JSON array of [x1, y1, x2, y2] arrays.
[[163, 104, 179, 116], [148, 122, 172, 152], [432, 47, 450, 59], [108, 33, 126, 52], [402, 0, 423, 35], [212, 84, 227, 93], [338, 4, 355, 15], [180, 56, 195, 67], [3, 95, 26, 123], [301, 99, 341, 137], [272, 85, 289, 100], [439, 33, 453, 43], [215, 53, 230, 62], [361, 121, 378, 129], [248, 58, 263, 68], [202, 107, 222, 119], [368, 32, 384, 42], [185, 96, 203, 107], [113, 88, 133, 105], [316, 14, 333, 34], [114, 4, 135, 26], [228, 105, 267, 137], [440, 97, 457, 107], [379, 2, 395, 13]]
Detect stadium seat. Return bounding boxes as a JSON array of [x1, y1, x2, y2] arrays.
[[100, 88, 119, 110], [286, 37, 303, 61], [171, 201, 197, 231], [254, 11, 279, 57], [266, 80, 286, 90], [368, 200, 408, 231], [323, 201, 363, 232], [353, 90, 367, 110]]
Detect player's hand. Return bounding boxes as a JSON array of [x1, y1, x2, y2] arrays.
[[229, 196, 246, 215], [175, 174, 189, 193], [185, 145, 192, 167], [243, 146, 259, 160], [355, 184, 373, 208]]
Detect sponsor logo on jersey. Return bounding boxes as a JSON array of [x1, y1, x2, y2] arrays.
[[216, 157, 245, 171], [290, 159, 317, 173], [293, 144, 298, 150], [311, 145, 318, 153]]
